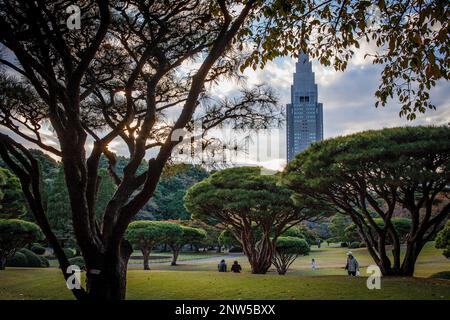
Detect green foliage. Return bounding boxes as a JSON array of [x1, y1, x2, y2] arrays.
[[283, 225, 317, 245], [272, 236, 309, 275], [166, 224, 207, 253], [180, 220, 221, 249], [0, 219, 44, 256], [343, 224, 361, 244], [30, 243, 46, 255], [345, 218, 412, 244], [18, 248, 43, 267], [126, 221, 182, 250], [185, 167, 310, 227], [349, 242, 361, 249], [178, 226, 207, 246], [38, 255, 50, 267], [435, 221, 450, 258], [284, 126, 450, 275], [185, 166, 317, 274], [164, 224, 207, 247], [63, 248, 76, 259], [68, 256, 86, 270], [5, 251, 27, 267], [275, 237, 310, 255], [0, 167, 27, 219], [95, 168, 117, 222], [46, 166, 73, 243], [6, 248, 48, 268], [47, 165, 117, 245], [243, 1, 448, 119], [218, 229, 240, 248], [429, 271, 450, 280], [328, 214, 352, 243], [141, 165, 208, 220]]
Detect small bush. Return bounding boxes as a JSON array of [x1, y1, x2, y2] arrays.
[[349, 242, 360, 249], [358, 241, 366, 248], [38, 255, 50, 267], [229, 246, 243, 253], [63, 248, 76, 259], [429, 271, 450, 280], [68, 256, 86, 270], [19, 248, 43, 267], [6, 251, 27, 267], [30, 243, 46, 255], [340, 242, 348, 247], [5, 248, 49, 268]]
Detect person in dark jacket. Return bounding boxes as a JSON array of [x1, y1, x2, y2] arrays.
[[218, 259, 227, 272], [230, 261, 242, 273]]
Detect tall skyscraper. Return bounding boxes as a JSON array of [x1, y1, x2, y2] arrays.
[[286, 52, 323, 162]]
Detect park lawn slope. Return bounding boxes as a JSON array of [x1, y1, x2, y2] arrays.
[[0, 268, 449, 300]]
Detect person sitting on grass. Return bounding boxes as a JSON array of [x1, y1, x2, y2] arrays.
[[345, 252, 359, 276], [218, 259, 227, 272], [230, 260, 242, 273]]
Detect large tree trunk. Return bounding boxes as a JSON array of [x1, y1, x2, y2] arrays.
[[365, 237, 425, 276], [400, 240, 425, 276], [85, 240, 132, 300], [0, 256, 6, 270], [142, 248, 150, 270], [240, 229, 274, 274], [170, 246, 180, 266]]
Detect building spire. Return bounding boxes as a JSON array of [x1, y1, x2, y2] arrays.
[[286, 51, 323, 162]]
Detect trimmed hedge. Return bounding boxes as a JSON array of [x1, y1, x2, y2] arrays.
[[68, 256, 85, 270], [38, 255, 50, 267], [6, 248, 49, 268], [6, 251, 27, 267], [30, 243, 46, 255], [63, 248, 76, 259], [349, 241, 360, 249], [19, 248, 42, 267]]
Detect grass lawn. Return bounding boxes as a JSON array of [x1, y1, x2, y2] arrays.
[[1, 242, 449, 300]]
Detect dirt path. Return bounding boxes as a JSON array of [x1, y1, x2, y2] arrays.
[[128, 253, 244, 267]]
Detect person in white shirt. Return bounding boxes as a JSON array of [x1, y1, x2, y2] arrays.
[[311, 258, 317, 270]]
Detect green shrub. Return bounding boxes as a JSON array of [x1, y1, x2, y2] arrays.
[[6, 251, 27, 267], [272, 237, 310, 275], [63, 248, 76, 258], [5, 248, 48, 268], [0, 219, 44, 269], [349, 241, 360, 249], [30, 243, 46, 255], [358, 241, 366, 248], [429, 271, 450, 280], [340, 242, 348, 247], [19, 248, 43, 267], [275, 237, 310, 255], [435, 221, 450, 258], [283, 226, 316, 245], [68, 256, 85, 270], [38, 255, 49, 267], [229, 246, 243, 253]]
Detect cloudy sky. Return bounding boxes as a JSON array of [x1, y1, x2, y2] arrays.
[[203, 46, 450, 170], [3, 45, 449, 170]]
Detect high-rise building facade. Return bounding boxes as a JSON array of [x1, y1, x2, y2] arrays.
[[286, 52, 323, 162]]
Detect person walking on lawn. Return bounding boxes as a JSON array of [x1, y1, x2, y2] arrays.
[[345, 252, 359, 276]]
